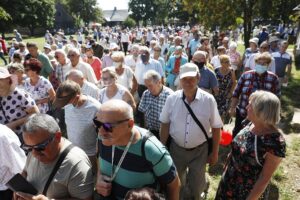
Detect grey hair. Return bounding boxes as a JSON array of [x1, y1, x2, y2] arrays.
[[131, 44, 140, 51], [55, 49, 67, 58], [68, 47, 80, 56], [23, 113, 60, 134], [249, 90, 281, 126], [66, 69, 84, 79], [102, 99, 134, 119], [143, 70, 161, 83], [139, 46, 150, 54], [194, 50, 207, 58]]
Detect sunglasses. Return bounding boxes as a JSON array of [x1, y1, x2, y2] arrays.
[[21, 134, 55, 152], [93, 117, 129, 133]]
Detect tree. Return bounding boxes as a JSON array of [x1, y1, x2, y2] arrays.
[[0, 0, 55, 36], [123, 17, 137, 28], [63, 0, 102, 24], [0, 6, 12, 36]]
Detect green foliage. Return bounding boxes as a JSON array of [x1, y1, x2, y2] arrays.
[[0, 0, 55, 35], [0, 6, 11, 21], [123, 17, 137, 28], [62, 0, 101, 24]]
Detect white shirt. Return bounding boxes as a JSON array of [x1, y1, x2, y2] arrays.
[[68, 61, 97, 84], [210, 55, 221, 69], [125, 55, 140, 71], [0, 125, 26, 190], [135, 58, 164, 85], [115, 66, 134, 90], [81, 80, 100, 100], [160, 89, 223, 148], [121, 33, 130, 43]]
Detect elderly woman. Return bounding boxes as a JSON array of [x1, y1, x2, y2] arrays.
[[0, 68, 38, 140], [152, 45, 165, 69], [229, 52, 280, 137], [99, 67, 136, 111], [24, 58, 56, 113], [227, 42, 241, 71], [215, 90, 286, 200], [8, 62, 26, 89], [111, 51, 138, 95], [214, 55, 237, 121]]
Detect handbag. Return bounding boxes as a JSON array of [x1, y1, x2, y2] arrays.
[[182, 93, 213, 155]]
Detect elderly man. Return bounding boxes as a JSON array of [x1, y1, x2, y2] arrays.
[[124, 44, 140, 71], [160, 63, 222, 200], [54, 49, 71, 83], [95, 99, 180, 200], [138, 70, 174, 139], [165, 46, 188, 90], [0, 125, 26, 200], [16, 114, 93, 200], [135, 46, 164, 98], [53, 80, 101, 173], [272, 40, 292, 85], [67, 69, 100, 100], [192, 51, 219, 94], [67, 48, 97, 84], [25, 42, 53, 78]]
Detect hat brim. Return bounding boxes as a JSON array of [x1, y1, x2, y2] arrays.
[[180, 71, 198, 79], [53, 95, 74, 109]]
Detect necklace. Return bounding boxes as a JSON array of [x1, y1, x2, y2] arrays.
[[110, 132, 135, 182]]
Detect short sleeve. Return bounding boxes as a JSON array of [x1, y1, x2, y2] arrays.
[[67, 160, 94, 199], [209, 97, 223, 128], [159, 94, 172, 123], [20, 90, 36, 108], [145, 137, 177, 184], [138, 92, 147, 113], [264, 133, 286, 158]]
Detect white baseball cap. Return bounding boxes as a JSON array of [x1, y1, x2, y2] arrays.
[[179, 63, 199, 79]]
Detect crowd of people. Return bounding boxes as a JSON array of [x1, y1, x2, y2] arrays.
[[0, 23, 290, 200]]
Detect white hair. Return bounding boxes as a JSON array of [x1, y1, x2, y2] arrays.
[[143, 70, 161, 83], [68, 47, 80, 56], [66, 69, 84, 79], [55, 49, 67, 58], [23, 114, 60, 134]]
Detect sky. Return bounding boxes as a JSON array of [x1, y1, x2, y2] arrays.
[[97, 0, 129, 10]]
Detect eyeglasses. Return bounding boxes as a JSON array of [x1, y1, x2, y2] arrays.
[[93, 117, 129, 133], [67, 54, 76, 58], [21, 134, 55, 152]]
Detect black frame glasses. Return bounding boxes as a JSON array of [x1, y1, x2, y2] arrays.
[[21, 134, 55, 152], [93, 117, 129, 133]]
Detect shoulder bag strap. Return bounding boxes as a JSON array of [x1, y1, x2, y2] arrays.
[[42, 144, 74, 195], [182, 93, 209, 141]]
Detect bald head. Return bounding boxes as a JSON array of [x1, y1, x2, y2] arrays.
[[99, 99, 133, 120]]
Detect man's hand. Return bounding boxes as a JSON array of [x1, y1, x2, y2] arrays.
[[15, 192, 48, 200], [95, 175, 112, 197], [207, 151, 218, 166]]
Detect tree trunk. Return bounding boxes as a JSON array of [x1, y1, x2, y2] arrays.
[[243, 0, 255, 48], [29, 25, 35, 36]]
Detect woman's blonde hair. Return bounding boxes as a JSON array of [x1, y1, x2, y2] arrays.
[[219, 55, 230, 63], [249, 90, 281, 126], [102, 67, 118, 79], [254, 52, 272, 65]]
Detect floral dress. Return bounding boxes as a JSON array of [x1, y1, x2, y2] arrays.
[[214, 67, 233, 117], [215, 126, 286, 200], [24, 76, 53, 114]]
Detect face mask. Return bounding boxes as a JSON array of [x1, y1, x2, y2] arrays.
[[175, 54, 180, 58], [113, 62, 122, 68], [194, 61, 205, 70], [255, 64, 268, 74], [140, 54, 148, 63]]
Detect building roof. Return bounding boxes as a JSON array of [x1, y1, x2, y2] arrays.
[[103, 8, 129, 22]]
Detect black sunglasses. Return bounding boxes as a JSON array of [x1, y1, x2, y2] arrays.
[[93, 117, 129, 133], [21, 134, 55, 152]]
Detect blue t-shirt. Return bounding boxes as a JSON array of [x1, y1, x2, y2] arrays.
[[198, 67, 218, 90]]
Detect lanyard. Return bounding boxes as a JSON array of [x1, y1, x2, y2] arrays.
[[110, 132, 135, 181]]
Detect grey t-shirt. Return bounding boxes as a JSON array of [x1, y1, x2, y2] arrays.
[[25, 139, 94, 199], [65, 96, 101, 156]]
